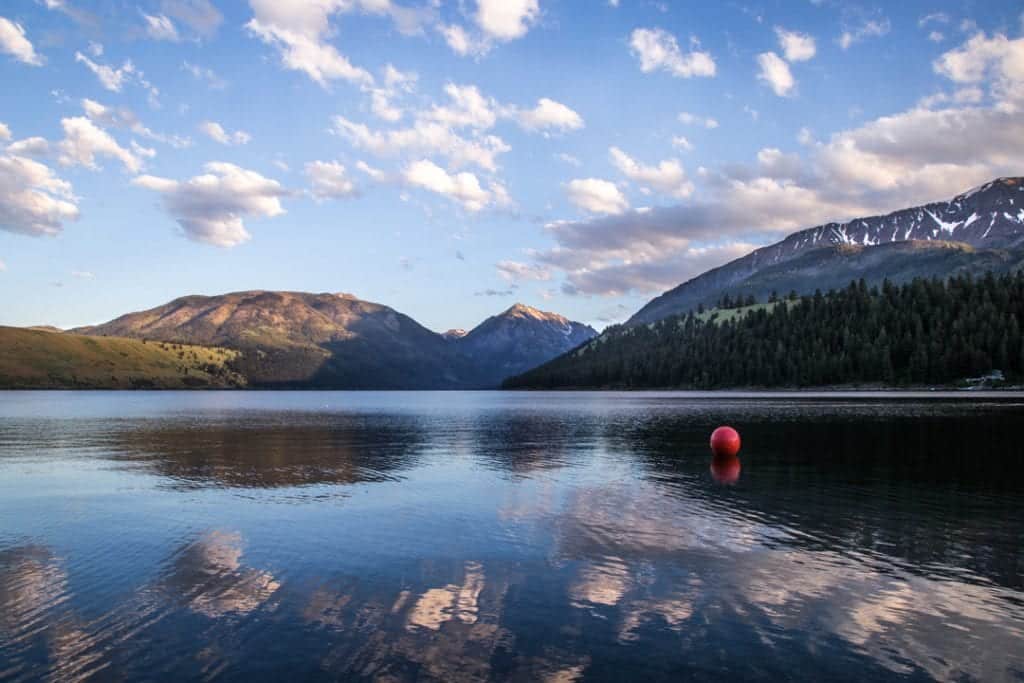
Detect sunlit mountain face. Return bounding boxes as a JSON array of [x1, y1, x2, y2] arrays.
[[1, 1, 1022, 333]]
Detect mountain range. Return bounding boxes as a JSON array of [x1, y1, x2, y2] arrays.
[[70, 294, 596, 389], [629, 177, 1024, 324]]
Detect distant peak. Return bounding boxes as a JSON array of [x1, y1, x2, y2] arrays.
[[443, 328, 468, 339]]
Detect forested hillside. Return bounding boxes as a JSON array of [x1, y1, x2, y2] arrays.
[[505, 272, 1024, 389]]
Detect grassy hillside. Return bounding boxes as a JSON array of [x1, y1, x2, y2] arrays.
[[0, 327, 246, 389]]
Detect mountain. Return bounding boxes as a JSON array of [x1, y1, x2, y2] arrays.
[[72, 290, 482, 388], [629, 177, 1024, 324], [452, 303, 598, 386], [0, 326, 244, 389], [70, 292, 594, 389]]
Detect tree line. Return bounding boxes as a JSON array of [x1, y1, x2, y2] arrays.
[[504, 271, 1024, 389]]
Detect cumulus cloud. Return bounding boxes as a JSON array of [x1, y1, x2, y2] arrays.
[[80, 99, 190, 149], [515, 98, 584, 132], [839, 18, 890, 50], [245, 0, 374, 87], [162, 0, 223, 38], [678, 111, 718, 129], [133, 162, 287, 247], [0, 151, 79, 236], [305, 160, 358, 200], [6, 137, 49, 157], [143, 13, 180, 41], [74, 52, 134, 91], [182, 61, 227, 89], [475, 0, 539, 41], [58, 117, 143, 172], [402, 158, 504, 212], [932, 32, 1024, 108], [198, 120, 251, 145], [630, 28, 716, 78], [609, 147, 693, 198], [0, 123, 9, 140], [757, 52, 795, 96], [0, 16, 43, 65], [671, 135, 693, 151], [566, 178, 629, 215], [440, 23, 488, 57], [775, 27, 816, 62]]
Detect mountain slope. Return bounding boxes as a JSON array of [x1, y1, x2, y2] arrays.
[[70, 292, 597, 389], [629, 177, 1024, 324], [73, 291, 480, 388], [453, 303, 597, 386], [0, 326, 244, 389]]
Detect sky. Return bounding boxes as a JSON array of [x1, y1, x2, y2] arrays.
[[0, 0, 1022, 332]]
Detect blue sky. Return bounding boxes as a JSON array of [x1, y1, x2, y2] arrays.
[[1, 0, 1022, 331]]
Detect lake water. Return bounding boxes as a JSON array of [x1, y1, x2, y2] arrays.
[[1, 391, 1023, 682]]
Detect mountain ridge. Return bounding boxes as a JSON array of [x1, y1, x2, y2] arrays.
[[629, 177, 1024, 324]]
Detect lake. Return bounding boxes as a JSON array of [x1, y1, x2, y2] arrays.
[[1, 391, 1023, 682]]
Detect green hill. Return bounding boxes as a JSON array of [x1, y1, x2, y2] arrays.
[[0, 327, 246, 389]]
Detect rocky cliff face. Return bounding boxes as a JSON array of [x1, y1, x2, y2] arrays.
[[629, 177, 1024, 324]]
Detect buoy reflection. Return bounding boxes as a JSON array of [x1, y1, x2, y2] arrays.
[[710, 454, 741, 485]]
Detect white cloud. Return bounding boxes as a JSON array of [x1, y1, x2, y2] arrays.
[[440, 23, 488, 57], [198, 120, 252, 145], [671, 135, 693, 151], [331, 115, 510, 172], [162, 0, 223, 38], [497, 260, 551, 282], [305, 160, 358, 200], [81, 98, 190, 148], [6, 137, 49, 157], [630, 28, 716, 78], [132, 162, 287, 247], [515, 98, 584, 132], [918, 12, 949, 27], [143, 13, 180, 41], [775, 27, 816, 62], [475, 0, 539, 41], [74, 52, 134, 91], [678, 112, 718, 129], [566, 178, 629, 215], [932, 32, 1024, 108], [71, 270, 94, 279], [0, 153, 79, 236], [757, 51, 795, 96], [356, 159, 387, 181], [245, 0, 374, 88], [183, 61, 226, 89], [0, 122, 9, 140], [839, 18, 890, 50], [402, 158, 498, 212], [58, 117, 143, 173], [929, 31, 944, 43], [609, 147, 693, 198], [555, 152, 581, 166], [0, 16, 43, 65], [426, 83, 498, 129]]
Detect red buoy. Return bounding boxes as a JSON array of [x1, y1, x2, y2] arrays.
[[710, 426, 741, 458]]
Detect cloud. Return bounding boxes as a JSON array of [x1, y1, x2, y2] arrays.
[[440, 23, 488, 57], [331, 115, 510, 172], [497, 260, 551, 282], [58, 117, 143, 172], [305, 160, 358, 200], [609, 147, 693, 198], [198, 120, 252, 145], [515, 98, 584, 132], [162, 0, 223, 38], [757, 52, 795, 96], [918, 12, 949, 27], [6, 137, 49, 157], [555, 152, 581, 166], [74, 52, 134, 91], [678, 111, 718, 128], [0, 123, 8, 140], [0, 16, 43, 66], [671, 135, 693, 151], [932, 32, 1024, 108], [566, 178, 629, 215], [71, 270, 94, 279], [245, 0, 374, 88], [143, 13, 180, 41], [132, 162, 287, 247], [475, 0, 539, 41], [630, 28, 716, 78], [81, 98, 190, 148], [839, 18, 890, 50], [182, 61, 226, 89], [426, 83, 498, 129], [0, 152, 79, 236], [475, 287, 515, 297], [402, 159, 502, 212], [775, 27, 816, 62]]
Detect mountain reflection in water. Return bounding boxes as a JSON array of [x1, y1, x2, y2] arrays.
[[0, 391, 1022, 681]]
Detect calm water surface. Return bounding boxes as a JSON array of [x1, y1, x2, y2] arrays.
[[1, 391, 1023, 682]]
